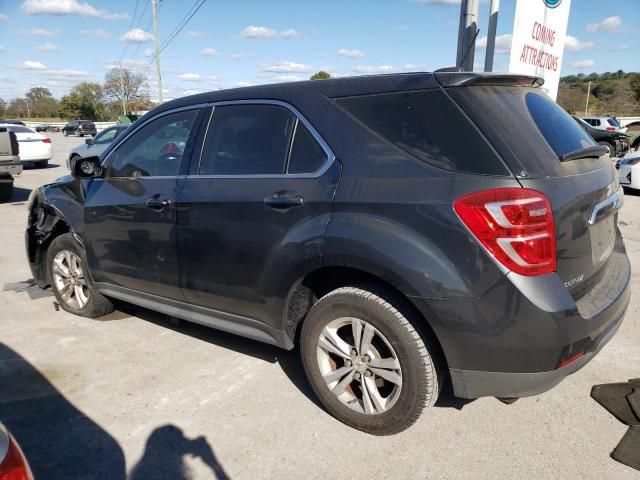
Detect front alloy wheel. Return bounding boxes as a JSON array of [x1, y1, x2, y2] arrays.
[[52, 250, 89, 309]]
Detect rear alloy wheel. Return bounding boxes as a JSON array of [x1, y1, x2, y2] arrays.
[[47, 233, 114, 318], [301, 287, 440, 435]]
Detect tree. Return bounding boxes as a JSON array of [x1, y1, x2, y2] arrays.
[[25, 87, 58, 118], [58, 82, 104, 120], [0, 98, 6, 117], [6, 98, 29, 118], [310, 71, 331, 80], [103, 68, 148, 114]]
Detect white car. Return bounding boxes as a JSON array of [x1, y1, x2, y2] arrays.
[[0, 124, 53, 168], [579, 116, 628, 133], [618, 149, 640, 190]]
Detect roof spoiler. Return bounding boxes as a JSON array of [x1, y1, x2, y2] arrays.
[[433, 69, 544, 88]]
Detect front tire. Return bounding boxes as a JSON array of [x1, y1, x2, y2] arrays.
[[300, 287, 440, 435], [47, 233, 114, 318]]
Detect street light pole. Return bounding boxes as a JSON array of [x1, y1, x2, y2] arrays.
[[484, 0, 499, 72], [151, 0, 163, 104], [119, 60, 127, 115], [456, 0, 480, 71], [585, 80, 591, 115]]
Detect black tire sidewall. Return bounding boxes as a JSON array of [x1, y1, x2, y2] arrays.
[[301, 289, 432, 435]]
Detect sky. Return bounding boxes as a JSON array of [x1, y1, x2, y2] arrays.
[[0, 0, 638, 102]]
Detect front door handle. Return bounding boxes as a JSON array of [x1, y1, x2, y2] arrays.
[[146, 197, 171, 211], [264, 193, 305, 210]]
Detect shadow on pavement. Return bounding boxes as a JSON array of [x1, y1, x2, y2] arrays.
[[8, 186, 32, 203], [129, 425, 230, 480], [0, 342, 126, 479]]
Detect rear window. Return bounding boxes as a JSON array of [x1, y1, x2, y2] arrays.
[[336, 90, 508, 175], [6, 126, 34, 134], [80, 121, 95, 126], [525, 92, 596, 157]]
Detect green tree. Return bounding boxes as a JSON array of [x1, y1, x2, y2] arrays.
[[25, 87, 58, 118], [6, 98, 29, 118], [0, 98, 6, 116], [58, 82, 105, 120], [310, 71, 331, 80]]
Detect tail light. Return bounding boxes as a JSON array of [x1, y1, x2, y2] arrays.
[[160, 142, 181, 154], [41, 138, 51, 143], [606, 127, 616, 131], [0, 428, 33, 480], [454, 188, 556, 276]]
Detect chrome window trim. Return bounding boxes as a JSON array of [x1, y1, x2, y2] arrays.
[[191, 98, 335, 179], [101, 103, 208, 179]]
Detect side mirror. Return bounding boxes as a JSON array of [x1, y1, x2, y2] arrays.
[[71, 156, 102, 179], [85, 138, 94, 145]]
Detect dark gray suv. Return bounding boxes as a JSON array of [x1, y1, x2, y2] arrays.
[[26, 72, 630, 435]]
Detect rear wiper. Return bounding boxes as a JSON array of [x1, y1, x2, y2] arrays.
[[559, 145, 609, 162]]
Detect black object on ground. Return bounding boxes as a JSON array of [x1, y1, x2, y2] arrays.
[[591, 379, 640, 471]]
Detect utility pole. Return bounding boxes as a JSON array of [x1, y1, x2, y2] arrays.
[[151, 0, 163, 104], [484, 0, 499, 72], [585, 80, 591, 115], [118, 60, 127, 115], [456, 0, 480, 71]]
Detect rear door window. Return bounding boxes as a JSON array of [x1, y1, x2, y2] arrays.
[[199, 104, 295, 175], [336, 90, 508, 175], [287, 123, 327, 174]]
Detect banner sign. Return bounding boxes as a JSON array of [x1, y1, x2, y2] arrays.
[[508, 0, 572, 100]]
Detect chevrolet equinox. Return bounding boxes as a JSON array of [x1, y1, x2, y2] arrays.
[[26, 72, 631, 435]]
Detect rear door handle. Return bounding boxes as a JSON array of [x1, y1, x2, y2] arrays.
[[264, 193, 304, 210], [146, 197, 171, 211]]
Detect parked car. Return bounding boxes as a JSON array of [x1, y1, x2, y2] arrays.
[[62, 120, 97, 137], [0, 119, 26, 126], [0, 124, 52, 168], [26, 72, 630, 435], [573, 116, 630, 157], [0, 127, 22, 202], [579, 116, 627, 133], [0, 422, 33, 479], [35, 124, 60, 133], [67, 125, 129, 169], [617, 149, 640, 190]]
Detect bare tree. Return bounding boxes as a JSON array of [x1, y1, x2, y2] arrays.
[[103, 68, 148, 114]]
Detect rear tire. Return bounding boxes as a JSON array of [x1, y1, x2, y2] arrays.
[[47, 233, 114, 318], [598, 141, 614, 157], [300, 287, 440, 435]]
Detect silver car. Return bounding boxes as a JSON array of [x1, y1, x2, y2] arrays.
[[67, 125, 129, 169]]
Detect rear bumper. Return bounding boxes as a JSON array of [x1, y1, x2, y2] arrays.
[[450, 310, 625, 398], [0, 163, 22, 177], [412, 234, 631, 399]]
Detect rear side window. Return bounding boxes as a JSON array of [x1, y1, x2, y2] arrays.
[[336, 90, 507, 175], [7, 126, 33, 133], [288, 123, 327, 174], [526, 93, 596, 157], [199, 104, 295, 175]]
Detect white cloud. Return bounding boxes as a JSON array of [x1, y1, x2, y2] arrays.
[[280, 28, 299, 38], [206, 75, 220, 81], [0, 45, 5, 52], [353, 65, 395, 74], [178, 73, 201, 81], [235, 81, 252, 87], [415, 0, 461, 5], [201, 48, 219, 57], [183, 31, 205, 38], [37, 42, 59, 52], [587, 16, 621, 32], [80, 29, 111, 38], [564, 35, 595, 51], [230, 53, 253, 61], [20, 28, 58, 36], [273, 75, 302, 82], [614, 44, 629, 50], [44, 69, 88, 78], [106, 58, 148, 70], [144, 48, 154, 57], [183, 89, 203, 95], [120, 28, 153, 43], [338, 48, 364, 59], [261, 61, 313, 73], [0, 13, 8, 21], [476, 34, 513, 54], [404, 63, 427, 70], [240, 25, 277, 39], [569, 59, 595, 69], [22, 0, 128, 20], [18, 60, 47, 70]]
